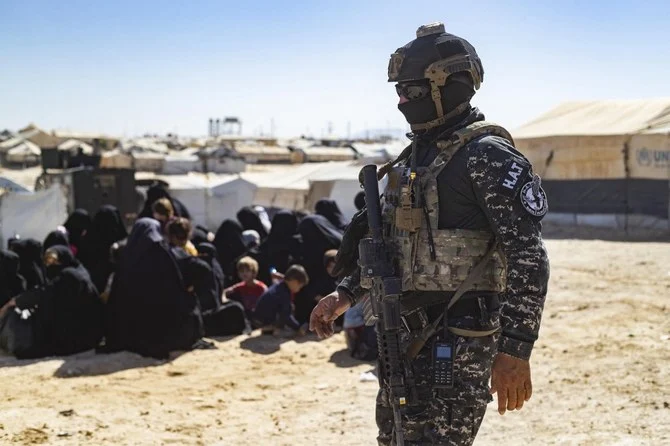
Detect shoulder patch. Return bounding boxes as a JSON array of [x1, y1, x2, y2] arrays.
[[498, 157, 529, 197], [520, 177, 548, 217]]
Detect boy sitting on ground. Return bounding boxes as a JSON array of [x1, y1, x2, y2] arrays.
[[252, 265, 309, 336], [224, 256, 267, 319]]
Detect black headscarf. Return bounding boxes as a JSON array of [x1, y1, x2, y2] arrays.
[[191, 225, 211, 247], [354, 191, 366, 211], [43, 230, 70, 252], [105, 218, 202, 359], [12, 245, 103, 358], [138, 183, 192, 220], [63, 209, 92, 249], [9, 239, 45, 289], [315, 199, 348, 232], [0, 249, 26, 307], [237, 207, 269, 240], [214, 219, 247, 283], [197, 242, 225, 301], [254, 210, 302, 286], [78, 205, 128, 292]]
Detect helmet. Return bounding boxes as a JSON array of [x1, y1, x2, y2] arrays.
[[388, 22, 484, 131]]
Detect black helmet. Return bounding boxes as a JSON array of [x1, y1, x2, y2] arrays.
[[389, 22, 484, 131]]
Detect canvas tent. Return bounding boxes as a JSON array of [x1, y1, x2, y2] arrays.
[[513, 99, 670, 233]]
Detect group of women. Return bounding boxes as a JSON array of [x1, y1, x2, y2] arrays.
[[0, 184, 350, 360]]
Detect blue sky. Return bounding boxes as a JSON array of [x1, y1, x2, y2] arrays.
[[1, 0, 668, 138]]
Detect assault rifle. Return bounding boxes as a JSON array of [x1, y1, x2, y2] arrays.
[[358, 164, 407, 446]]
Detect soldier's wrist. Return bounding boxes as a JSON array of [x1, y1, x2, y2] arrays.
[[497, 334, 534, 361], [336, 285, 357, 306]]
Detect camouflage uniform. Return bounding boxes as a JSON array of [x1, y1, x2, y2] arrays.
[[338, 112, 550, 445], [332, 21, 549, 445]]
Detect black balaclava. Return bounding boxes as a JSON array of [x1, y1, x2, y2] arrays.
[[397, 74, 475, 130]]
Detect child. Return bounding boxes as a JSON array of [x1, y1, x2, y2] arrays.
[[252, 264, 309, 336], [166, 217, 198, 256], [152, 198, 174, 229], [224, 256, 267, 319]]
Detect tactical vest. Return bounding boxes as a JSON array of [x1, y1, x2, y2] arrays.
[[375, 121, 512, 294]]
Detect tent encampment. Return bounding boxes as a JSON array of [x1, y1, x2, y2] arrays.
[[513, 99, 670, 233]]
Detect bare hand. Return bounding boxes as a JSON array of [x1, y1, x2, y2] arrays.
[[490, 352, 533, 415], [309, 291, 351, 339]]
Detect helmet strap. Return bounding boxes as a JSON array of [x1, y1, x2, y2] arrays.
[[410, 101, 470, 132], [430, 81, 444, 118]]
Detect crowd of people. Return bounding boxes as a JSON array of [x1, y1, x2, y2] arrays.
[[0, 184, 376, 361]]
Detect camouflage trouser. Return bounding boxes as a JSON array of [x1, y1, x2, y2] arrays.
[[376, 331, 499, 446]]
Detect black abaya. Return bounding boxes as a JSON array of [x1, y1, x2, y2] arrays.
[[104, 218, 202, 359], [63, 209, 92, 251], [237, 207, 269, 240], [43, 230, 70, 252], [214, 219, 247, 285], [9, 245, 103, 358], [9, 239, 45, 290], [255, 210, 302, 286], [78, 205, 128, 292], [294, 214, 342, 324], [0, 249, 26, 307], [315, 199, 348, 232]]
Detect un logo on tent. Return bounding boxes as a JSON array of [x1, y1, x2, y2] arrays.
[[636, 148, 652, 166]]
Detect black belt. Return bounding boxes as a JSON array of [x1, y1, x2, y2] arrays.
[[402, 294, 499, 332]]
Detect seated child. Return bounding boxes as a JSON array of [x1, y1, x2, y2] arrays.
[[224, 256, 267, 318], [166, 217, 198, 256], [252, 264, 309, 336]]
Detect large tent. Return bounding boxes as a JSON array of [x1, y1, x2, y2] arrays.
[[137, 173, 257, 230], [513, 99, 670, 232]]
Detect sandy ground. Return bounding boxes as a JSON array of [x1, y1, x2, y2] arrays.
[[0, 239, 669, 446]]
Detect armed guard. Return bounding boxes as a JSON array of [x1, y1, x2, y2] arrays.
[[310, 21, 550, 446]]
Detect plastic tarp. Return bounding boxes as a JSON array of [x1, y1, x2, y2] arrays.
[[0, 184, 68, 246]]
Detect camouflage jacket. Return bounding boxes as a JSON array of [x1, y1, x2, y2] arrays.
[[338, 113, 550, 361]]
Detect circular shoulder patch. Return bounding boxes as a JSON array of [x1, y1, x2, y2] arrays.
[[520, 182, 548, 217]]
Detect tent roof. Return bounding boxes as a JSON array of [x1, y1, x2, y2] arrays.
[[239, 161, 360, 190], [513, 99, 670, 138], [7, 141, 41, 156], [57, 139, 94, 154]]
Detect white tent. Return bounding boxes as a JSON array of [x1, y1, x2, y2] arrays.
[[141, 173, 257, 230], [57, 139, 94, 154], [240, 161, 378, 219], [0, 184, 68, 246], [6, 141, 41, 164], [162, 154, 202, 174]]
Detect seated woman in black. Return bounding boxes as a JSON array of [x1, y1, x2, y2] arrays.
[[0, 249, 26, 308], [0, 246, 104, 359], [104, 218, 202, 359]]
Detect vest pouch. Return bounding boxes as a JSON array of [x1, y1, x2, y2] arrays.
[[395, 207, 422, 232], [410, 229, 506, 292]]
